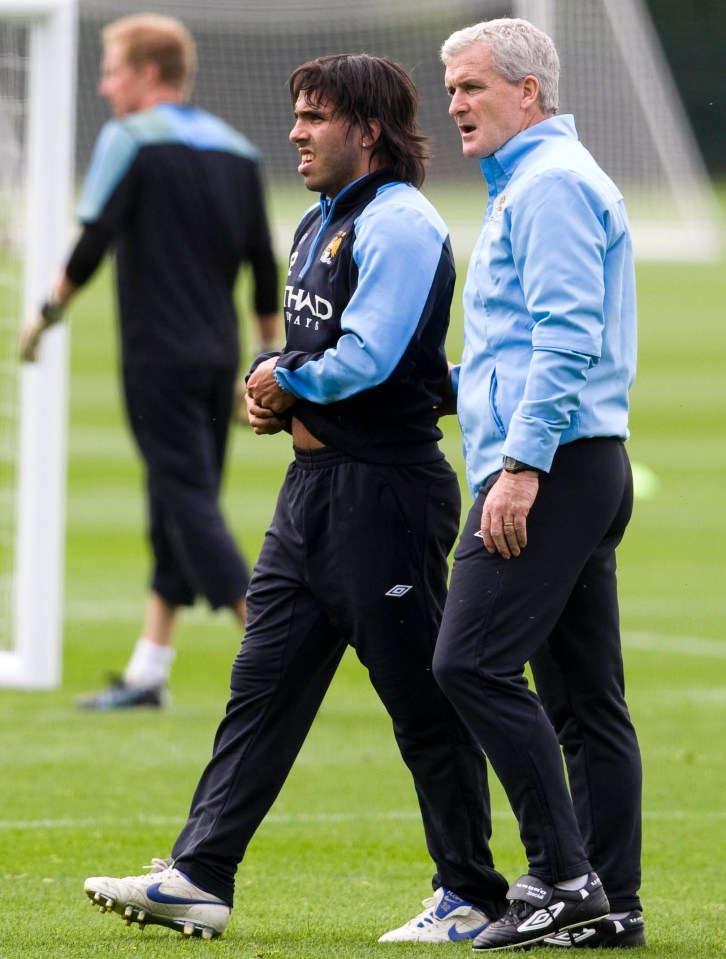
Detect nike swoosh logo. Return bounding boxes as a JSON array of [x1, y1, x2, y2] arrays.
[[146, 883, 226, 907], [448, 921, 489, 942]]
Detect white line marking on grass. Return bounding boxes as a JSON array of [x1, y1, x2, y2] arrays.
[[623, 631, 726, 657], [64, 606, 726, 653], [64, 600, 231, 625], [2, 809, 725, 832]]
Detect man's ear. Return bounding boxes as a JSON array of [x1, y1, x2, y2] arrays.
[[521, 74, 540, 110], [140, 59, 162, 88], [361, 118, 383, 148]]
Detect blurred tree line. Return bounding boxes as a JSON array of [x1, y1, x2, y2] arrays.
[[646, 0, 725, 175]]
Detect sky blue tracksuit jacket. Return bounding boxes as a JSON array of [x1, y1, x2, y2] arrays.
[[454, 114, 637, 496]]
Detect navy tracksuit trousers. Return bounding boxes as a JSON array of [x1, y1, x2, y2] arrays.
[[122, 363, 250, 609], [433, 438, 642, 913], [173, 447, 509, 914]]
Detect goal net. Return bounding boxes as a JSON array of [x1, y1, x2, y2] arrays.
[[73, 0, 721, 261]]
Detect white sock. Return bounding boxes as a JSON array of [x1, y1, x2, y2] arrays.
[[556, 873, 589, 891], [123, 637, 176, 688]]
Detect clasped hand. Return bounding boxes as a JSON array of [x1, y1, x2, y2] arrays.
[[244, 357, 296, 434]]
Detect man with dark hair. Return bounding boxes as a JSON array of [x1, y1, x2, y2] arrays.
[[82, 52, 509, 943], [21, 13, 280, 708]]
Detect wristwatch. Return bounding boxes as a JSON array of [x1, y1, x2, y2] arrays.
[[502, 456, 539, 474]]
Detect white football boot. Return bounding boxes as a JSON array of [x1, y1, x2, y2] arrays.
[[378, 885, 492, 943], [84, 859, 229, 940]]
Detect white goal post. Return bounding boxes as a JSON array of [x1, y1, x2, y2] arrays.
[[0, 0, 76, 687]]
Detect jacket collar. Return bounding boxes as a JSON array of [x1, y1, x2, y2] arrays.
[[479, 114, 578, 194], [318, 169, 400, 218]]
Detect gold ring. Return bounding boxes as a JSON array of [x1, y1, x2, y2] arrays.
[[503, 522, 514, 527]]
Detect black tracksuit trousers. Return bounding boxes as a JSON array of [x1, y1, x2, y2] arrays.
[[123, 363, 250, 609], [173, 447, 510, 914], [433, 438, 642, 913]]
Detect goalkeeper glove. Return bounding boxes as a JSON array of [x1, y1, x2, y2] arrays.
[[40, 298, 65, 328], [19, 297, 65, 363]]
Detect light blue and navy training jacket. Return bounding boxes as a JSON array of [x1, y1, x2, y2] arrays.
[[260, 170, 455, 464], [68, 102, 278, 368]]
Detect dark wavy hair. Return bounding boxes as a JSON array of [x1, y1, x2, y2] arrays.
[[288, 54, 429, 188]]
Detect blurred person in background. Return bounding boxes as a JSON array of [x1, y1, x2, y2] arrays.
[[20, 13, 280, 709]]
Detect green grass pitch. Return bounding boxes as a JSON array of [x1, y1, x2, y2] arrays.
[[1, 190, 725, 957]]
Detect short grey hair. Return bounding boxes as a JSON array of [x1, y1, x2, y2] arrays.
[[440, 17, 559, 116]]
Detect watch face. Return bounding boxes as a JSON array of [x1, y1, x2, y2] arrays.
[[504, 457, 536, 474]]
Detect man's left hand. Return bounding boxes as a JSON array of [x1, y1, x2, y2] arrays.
[[19, 315, 47, 363], [19, 299, 65, 363], [246, 357, 296, 414], [481, 470, 539, 559], [245, 392, 288, 435]]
